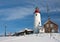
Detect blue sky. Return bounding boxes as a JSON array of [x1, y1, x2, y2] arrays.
[[0, 0, 60, 34]]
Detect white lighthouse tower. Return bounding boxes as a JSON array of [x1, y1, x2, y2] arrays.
[[34, 7, 42, 33]]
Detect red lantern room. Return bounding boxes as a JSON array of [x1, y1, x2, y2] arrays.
[[34, 7, 40, 13]]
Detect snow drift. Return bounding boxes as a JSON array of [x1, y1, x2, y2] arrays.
[[0, 33, 60, 42]]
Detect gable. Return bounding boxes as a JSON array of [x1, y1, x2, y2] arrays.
[[44, 20, 58, 26]]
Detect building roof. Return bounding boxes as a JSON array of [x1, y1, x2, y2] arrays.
[[18, 28, 33, 33], [24, 28, 33, 31], [44, 19, 58, 26]]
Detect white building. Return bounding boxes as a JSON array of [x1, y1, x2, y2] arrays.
[[34, 7, 42, 33]]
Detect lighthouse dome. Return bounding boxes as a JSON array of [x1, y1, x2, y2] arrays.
[[34, 7, 40, 13]]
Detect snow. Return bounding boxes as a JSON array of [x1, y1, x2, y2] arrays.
[[24, 28, 33, 31], [18, 28, 33, 33], [0, 33, 60, 42]]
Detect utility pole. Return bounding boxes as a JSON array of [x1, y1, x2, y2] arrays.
[[47, 3, 50, 19], [4, 25, 7, 36]]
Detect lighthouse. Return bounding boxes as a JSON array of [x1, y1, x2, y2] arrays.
[[34, 7, 42, 33]]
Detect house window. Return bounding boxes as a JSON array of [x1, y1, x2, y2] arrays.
[[52, 29, 55, 33], [50, 24, 53, 28], [46, 24, 49, 28]]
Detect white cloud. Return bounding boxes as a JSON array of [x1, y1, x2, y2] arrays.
[[0, 7, 34, 21], [48, 8, 60, 13], [0, 0, 60, 21], [0, 6, 60, 21]]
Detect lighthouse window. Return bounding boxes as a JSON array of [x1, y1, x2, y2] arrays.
[[36, 14, 37, 16], [39, 22, 40, 24]]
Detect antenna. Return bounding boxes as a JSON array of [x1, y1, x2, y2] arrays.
[[46, 2, 50, 20]]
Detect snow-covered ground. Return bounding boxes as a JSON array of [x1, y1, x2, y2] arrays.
[[0, 33, 60, 42]]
